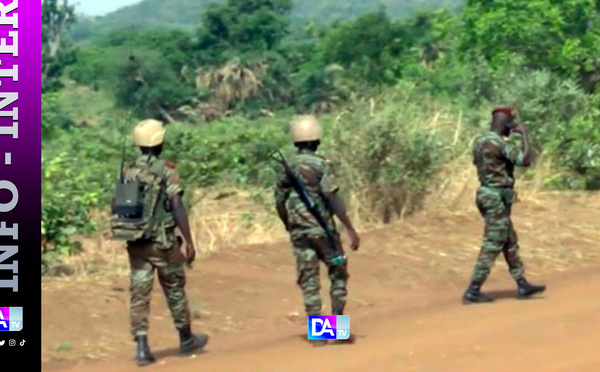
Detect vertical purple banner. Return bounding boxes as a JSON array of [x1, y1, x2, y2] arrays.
[[0, 0, 41, 366]]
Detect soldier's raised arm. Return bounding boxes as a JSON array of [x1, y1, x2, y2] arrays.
[[508, 121, 532, 167]]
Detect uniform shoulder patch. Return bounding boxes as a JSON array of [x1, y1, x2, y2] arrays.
[[165, 160, 176, 169]]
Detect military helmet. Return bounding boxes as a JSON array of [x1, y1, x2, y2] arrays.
[[133, 119, 165, 147], [290, 115, 322, 143]]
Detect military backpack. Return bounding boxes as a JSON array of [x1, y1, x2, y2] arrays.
[[110, 158, 169, 242]]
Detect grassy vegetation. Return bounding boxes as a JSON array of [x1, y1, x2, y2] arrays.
[[56, 341, 74, 352], [42, 0, 600, 260]]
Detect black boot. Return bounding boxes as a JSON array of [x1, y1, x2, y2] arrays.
[[178, 325, 209, 355], [462, 282, 493, 304], [517, 278, 546, 299], [134, 335, 155, 367], [332, 304, 344, 316]]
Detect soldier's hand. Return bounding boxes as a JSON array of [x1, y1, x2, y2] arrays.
[[348, 229, 360, 251], [185, 244, 196, 266], [511, 122, 526, 134]]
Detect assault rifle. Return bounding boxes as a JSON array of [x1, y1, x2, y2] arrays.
[[272, 150, 346, 266]]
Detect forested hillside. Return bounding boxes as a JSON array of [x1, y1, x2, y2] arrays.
[[71, 0, 463, 41]]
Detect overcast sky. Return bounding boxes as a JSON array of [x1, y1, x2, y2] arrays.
[[73, 0, 142, 16]]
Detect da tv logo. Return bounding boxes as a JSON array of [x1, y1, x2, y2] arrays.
[[0, 307, 23, 331], [308, 315, 350, 340]]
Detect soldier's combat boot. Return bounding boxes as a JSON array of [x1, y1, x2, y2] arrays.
[[462, 282, 493, 304], [332, 304, 344, 316], [178, 325, 209, 355], [517, 278, 546, 299], [134, 335, 155, 367]]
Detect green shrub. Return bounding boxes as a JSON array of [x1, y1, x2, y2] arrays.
[[324, 83, 455, 221], [42, 153, 100, 256], [491, 69, 600, 189], [163, 117, 290, 188], [42, 110, 132, 255], [42, 93, 74, 139], [546, 114, 600, 190], [67, 45, 115, 88]]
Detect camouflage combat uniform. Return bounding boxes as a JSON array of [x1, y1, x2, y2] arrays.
[[124, 155, 192, 338], [470, 132, 526, 284], [275, 149, 348, 316]]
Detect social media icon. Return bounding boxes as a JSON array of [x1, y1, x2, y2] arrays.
[[0, 340, 5, 346], [9, 339, 15, 346], [19, 340, 25, 346]]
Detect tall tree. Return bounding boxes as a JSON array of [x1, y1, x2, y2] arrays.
[[42, 0, 76, 92], [460, 0, 600, 90], [316, 8, 409, 86], [196, 0, 292, 63], [115, 50, 195, 122]]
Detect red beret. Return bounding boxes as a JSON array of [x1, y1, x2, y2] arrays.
[[492, 107, 516, 117]]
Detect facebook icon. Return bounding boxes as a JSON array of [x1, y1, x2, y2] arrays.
[[308, 315, 350, 340]]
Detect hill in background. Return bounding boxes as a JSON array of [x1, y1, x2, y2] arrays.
[[71, 0, 463, 41]]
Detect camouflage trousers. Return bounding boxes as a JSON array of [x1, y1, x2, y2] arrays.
[[127, 238, 191, 338], [470, 187, 525, 284], [290, 233, 349, 316]]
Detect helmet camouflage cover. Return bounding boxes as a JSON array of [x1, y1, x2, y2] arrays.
[[290, 115, 322, 143], [133, 119, 165, 147]]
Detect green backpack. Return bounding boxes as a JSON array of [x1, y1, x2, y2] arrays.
[[110, 158, 169, 242]]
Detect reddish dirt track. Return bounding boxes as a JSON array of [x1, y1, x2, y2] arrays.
[[42, 193, 600, 372]]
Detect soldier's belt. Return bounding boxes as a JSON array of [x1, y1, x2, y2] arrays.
[[480, 185, 513, 190], [480, 186, 517, 205]]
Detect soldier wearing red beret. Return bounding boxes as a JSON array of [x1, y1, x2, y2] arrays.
[[463, 107, 546, 304]]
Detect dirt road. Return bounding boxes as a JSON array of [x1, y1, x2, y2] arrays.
[[42, 193, 600, 371], [51, 268, 600, 372]]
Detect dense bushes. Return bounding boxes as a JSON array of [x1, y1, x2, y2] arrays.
[[42, 154, 100, 256], [163, 116, 288, 187], [41, 82, 461, 251], [479, 68, 600, 189], [460, 0, 600, 79], [324, 83, 460, 220], [42, 93, 72, 138], [42, 1, 600, 256]]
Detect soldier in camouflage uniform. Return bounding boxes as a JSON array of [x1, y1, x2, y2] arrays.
[[275, 115, 360, 346], [114, 119, 208, 366], [463, 108, 546, 304]]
